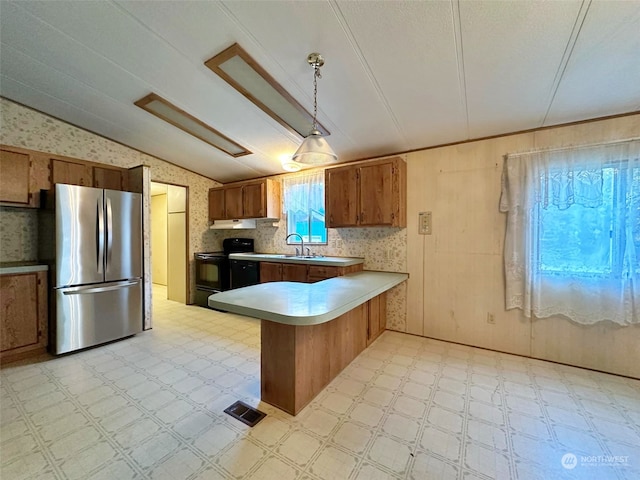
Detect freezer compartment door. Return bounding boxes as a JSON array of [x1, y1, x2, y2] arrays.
[[56, 184, 105, 287], [53, 279, 143, 355], [105, 189, 143, 282]]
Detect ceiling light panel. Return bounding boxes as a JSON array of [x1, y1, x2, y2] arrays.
[[205, 43, 329, 138], [134, 93, 251, 157]]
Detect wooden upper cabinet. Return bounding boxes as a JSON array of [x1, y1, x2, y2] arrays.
[[2, 145, 131, 199], [243, 182, 265, 218], [224, 185, 244, 219], [325, 157, 406, 228], [325, 165, 358, 227], [359, 161, 394, 226], [51, 159, 93, 187], [208, 188, 226, 221], [0, 148, 31, 205], [209, 178, 281, 221], [93, 166, 123, 190]]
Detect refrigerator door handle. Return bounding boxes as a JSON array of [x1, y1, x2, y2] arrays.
[[97, 198, 105, 275], [106, 196, 113, 273], [60, 280, 139, 295]]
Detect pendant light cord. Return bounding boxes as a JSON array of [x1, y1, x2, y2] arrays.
[[312, 63, 320, 131]]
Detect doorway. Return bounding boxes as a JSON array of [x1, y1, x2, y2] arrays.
[[150, 182, 187, 303]]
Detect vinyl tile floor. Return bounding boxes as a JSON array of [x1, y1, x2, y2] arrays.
[[1, 285, 639, 480]]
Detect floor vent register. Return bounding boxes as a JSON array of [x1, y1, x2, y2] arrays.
[[224, 400, 267, 427]]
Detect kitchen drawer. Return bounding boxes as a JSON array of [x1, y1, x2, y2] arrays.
[[307, 265, 339, 281]]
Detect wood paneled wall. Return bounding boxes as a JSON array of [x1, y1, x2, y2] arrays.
[[406, 114, 640, 379]]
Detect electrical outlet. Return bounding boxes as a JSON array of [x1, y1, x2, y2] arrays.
[[487, 313, 495, 325], [419, 211, 432, 235]]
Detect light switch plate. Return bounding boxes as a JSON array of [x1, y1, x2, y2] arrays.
[[419, 211, 432, 235]]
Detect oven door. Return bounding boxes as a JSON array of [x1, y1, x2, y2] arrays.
[[195, 286, 220, 309], [195, 256, 229, 291]]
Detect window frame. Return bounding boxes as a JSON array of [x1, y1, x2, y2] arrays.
[[283, 174, 328, 246], [535, 159, 633, 280]]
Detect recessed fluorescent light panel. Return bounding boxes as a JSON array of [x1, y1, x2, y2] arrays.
[[134, 93, 251, 157], [205, 43, 329, 138]]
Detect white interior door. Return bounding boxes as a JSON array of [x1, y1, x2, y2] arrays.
[[150, 182, 187, 303], [167, 185, 187, 303], [151, 193, 168, 285]]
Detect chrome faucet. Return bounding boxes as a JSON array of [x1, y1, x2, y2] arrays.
[[285, 233, 304, 257]]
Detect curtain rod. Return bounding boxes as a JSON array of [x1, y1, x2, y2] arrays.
[[506, 137, 640, 158]]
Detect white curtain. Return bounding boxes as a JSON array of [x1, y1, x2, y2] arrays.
[[282, 171, 324, 214], [500, 140, 639, 326]]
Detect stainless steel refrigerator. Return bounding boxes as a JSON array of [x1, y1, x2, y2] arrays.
[[44, 183, 143, 354]]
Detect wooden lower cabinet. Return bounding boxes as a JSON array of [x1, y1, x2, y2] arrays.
[[308, 263, 363, 282], [0, 271, 48, 362], [282, 264, 308, 283], [261, 291, 388, 415], [260, 262, 283, 283], [261, 302, 368, 415], [260, 262, 310, 283], [260, 261, 363, 284]]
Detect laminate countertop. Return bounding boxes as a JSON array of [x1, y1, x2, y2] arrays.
[[208, 271, 408, 326], [0, 262, 49, 275], [228, 252, 364, 267]]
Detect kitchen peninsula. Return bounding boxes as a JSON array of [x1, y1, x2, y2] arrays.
[[209, 271, 408, 415]]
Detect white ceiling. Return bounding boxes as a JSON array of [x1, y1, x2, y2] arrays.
[[1, 0, 639, 183]]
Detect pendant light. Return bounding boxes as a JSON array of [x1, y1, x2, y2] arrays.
[[292, 53, 338, 165]]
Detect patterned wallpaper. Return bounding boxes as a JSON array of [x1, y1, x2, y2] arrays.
[[0, 206, 39, 262], [0, 98, 222, 304], [0, 99, 409, 331]]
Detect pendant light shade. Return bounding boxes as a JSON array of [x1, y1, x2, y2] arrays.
[[292, 129, 337, 165], [293, 53, 337, 165]]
